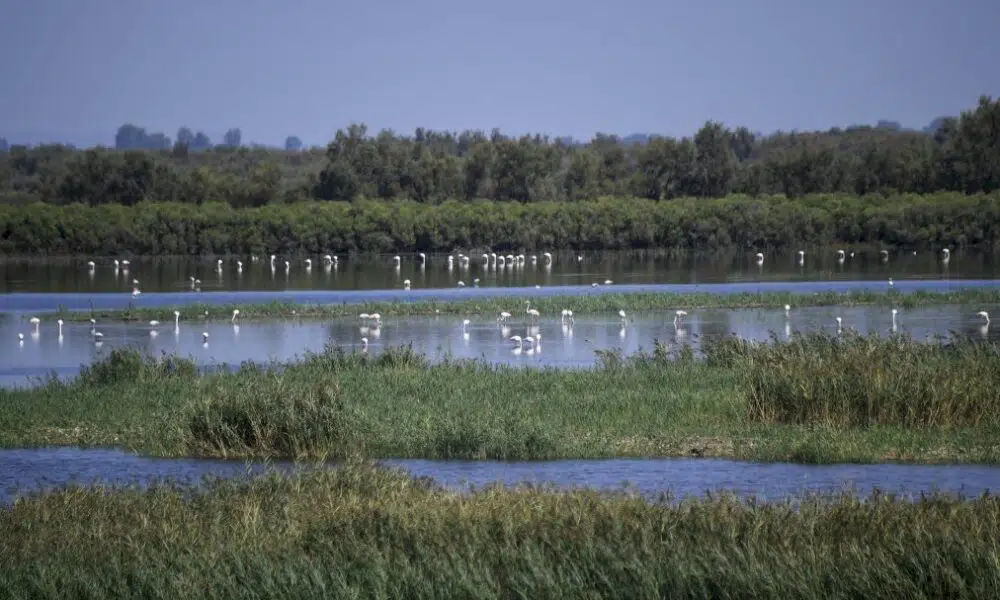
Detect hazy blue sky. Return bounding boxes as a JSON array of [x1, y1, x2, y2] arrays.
[[2, 0, 998, 146]]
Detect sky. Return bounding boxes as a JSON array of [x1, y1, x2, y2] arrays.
[[1, 0, 998, 147]]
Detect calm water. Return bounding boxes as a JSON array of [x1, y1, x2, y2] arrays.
[[2, 249, 994, 294], [2, 448, 999, 506], [1, 305, 996, 388], [4, 279, 1000, 314]]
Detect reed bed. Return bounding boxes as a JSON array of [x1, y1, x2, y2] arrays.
[[709, 332, 1000, 429], [2, 462, 1000, 599], [32, 286, 1000, 323], [4, 334, 1000, 464]]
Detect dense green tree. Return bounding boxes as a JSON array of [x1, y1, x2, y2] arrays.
[[1, 193, 996, 255], [2, 94, 1000, 218]]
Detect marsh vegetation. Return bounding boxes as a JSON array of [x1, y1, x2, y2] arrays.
[[2, 462, 999, 598], [2, 332, 998, 464], [30, 287, 1000, 323]]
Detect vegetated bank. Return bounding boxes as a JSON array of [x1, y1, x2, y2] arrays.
[[2, 462, 998, 599], [2, 333, 998, 464], [1, 192, 999, 256], [29, 287, 1000, 324]]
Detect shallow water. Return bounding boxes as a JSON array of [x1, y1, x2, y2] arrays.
[[1, 248, 993, 295], [1, 305, 995, 388], [2, 447, 998, 505], [3, 278, 999, 314]]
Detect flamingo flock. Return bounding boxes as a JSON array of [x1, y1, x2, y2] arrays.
[[12, 249, 990, 359]]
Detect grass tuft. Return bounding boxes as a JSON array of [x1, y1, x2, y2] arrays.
[[711, 332, 1000, 428], [3, 336, 1000, 464], [2, 463, 1000, 598]]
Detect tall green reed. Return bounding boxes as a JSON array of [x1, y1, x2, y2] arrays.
[[710, 332, 1000, 428], [2, 463, 999, 599]]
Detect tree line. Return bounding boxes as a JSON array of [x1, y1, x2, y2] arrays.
[[1, 95, 998, 210], [1, 193, 996, 255]]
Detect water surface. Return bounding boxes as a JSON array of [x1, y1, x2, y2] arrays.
[[2, 248, 992, 295], [2, 305, 995, 388], [2, 448, 998, 506], [3, 278, 999, 314]]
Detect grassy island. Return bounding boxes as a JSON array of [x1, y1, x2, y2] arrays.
[[20, 287, 1000, 324], [2, 332, 998, 465]]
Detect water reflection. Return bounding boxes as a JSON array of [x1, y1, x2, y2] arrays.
[[1, 304, 997, 388], [3, 248, 999, 294]]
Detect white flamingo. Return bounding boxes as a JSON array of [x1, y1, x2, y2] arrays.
[[525, 301, 540, 323], [89, 318, 103, 340]]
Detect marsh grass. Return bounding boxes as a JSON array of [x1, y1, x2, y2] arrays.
[[3, 336, 1000, 464], [711, 332, 1000, 429], [2, 463, 1000, 598], [37, 287, 1000, 323]]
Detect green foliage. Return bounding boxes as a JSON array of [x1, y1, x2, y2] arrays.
[[37, 287, 1000, 324], [4, 96, 1000, 209], [78, 348, 198, 386], [2, 192, 999, 254], [712, 332, 1000, 429], [3, 464, 1000, 598], [4, 340, 1000, 464]]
